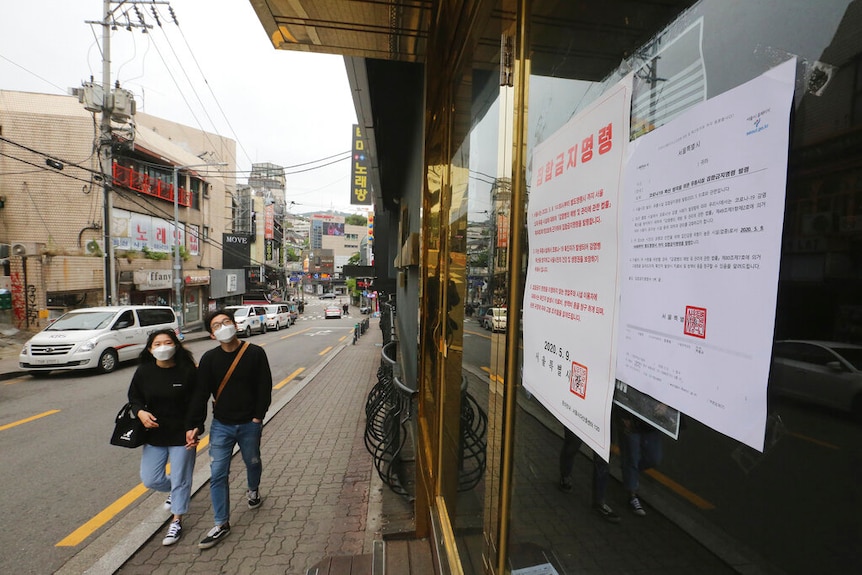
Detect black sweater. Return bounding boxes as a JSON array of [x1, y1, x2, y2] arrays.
[[127, 362, 200, 446], [193, 342, 272, 425]]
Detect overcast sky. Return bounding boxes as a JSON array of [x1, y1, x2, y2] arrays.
[[0, 0, 359, 214]]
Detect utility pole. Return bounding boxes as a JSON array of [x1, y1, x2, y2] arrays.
[[100, 0, 116, 305], [86, 1, 165, 305]]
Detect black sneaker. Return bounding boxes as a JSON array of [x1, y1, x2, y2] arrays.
[[247, 489, 262, 509], [629, 495, 646, 516], [593, 502, 621, 523], [558, 476, 573, 493], [162, 519, 182, 546], [198, 523, 231, 549]]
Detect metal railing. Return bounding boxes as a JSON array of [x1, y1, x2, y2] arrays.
[[352, 317, 370, 344], [364, 340, 488, 497], [364, 340, 415, 498]]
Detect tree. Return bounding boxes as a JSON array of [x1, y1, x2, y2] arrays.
[[345, 214, 367, 226], [348, 252, 361, 265]]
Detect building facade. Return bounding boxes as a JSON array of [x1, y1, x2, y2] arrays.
[[252, 1, 862, 573], [0, 90, 236, 332]]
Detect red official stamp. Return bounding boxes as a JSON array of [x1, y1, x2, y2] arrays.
[[684, 305, 707, 339], [569, 361, 588, 399]]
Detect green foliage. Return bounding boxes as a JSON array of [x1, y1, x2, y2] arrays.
[[345, 214, 367, 226], [142, 246, 169, 261], [348, 252, 361, 265]]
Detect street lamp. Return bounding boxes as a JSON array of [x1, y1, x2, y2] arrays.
[[172, 161, 226, 332]]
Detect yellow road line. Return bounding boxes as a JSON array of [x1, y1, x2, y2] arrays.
[[0, 409, 61, 431], [787, 431, 839, 450], [274, 367, 305, 390], [4, 377, 28, 385], [280, 327, 313, 339], [57, 437, 211, 547], [644, 468, 716, 510], [319, 346, 333, 356], [480, 366, 504, 384], [339, 335, 348, 342]]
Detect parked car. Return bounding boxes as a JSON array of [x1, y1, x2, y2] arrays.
[[225, 305, 268, 337], [320, 292, 337, 299], [18, 305, 179, 375], [482, 307, 508, 332], [324, 305, 343, 319], [264, 304, 292, 331], [769, 340, 862, 417]]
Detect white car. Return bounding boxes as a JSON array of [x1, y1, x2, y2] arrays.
[[769, 340, 862, 417], [264, 304, 291, 331], [225, 305, 268, 337], [18, 305, 179, 375]]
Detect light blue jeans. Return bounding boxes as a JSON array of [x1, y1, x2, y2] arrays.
[[209, 418, 263, 525], [140, 444, 196, 515]]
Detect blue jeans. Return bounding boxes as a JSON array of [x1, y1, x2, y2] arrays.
[[620, 428, 663, 493], [140, 444, 196, 515], [209, 418, 263, 525]]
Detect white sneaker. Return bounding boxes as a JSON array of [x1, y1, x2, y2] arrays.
[[162, 520, 182, 546], [247, 489, 262, 509], [163, 496, 172, 511]]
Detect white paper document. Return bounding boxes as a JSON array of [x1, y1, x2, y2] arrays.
[[616, 59, 797, 450], [523, 77, 632, 461]]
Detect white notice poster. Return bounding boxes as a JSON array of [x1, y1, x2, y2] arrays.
[[523, 77, 632, 461], [616, 59, 797, 451]]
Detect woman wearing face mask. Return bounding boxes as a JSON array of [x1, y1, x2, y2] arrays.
[[128, 328, 201, 547]]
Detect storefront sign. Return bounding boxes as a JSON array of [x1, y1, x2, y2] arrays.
[[184, 274, 210, 286], [134, 270, 172, 290]]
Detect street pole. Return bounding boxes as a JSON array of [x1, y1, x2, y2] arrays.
[[172, 161, 226, 332], [100, 0, 116, 305], [173, 165, 182, 330]]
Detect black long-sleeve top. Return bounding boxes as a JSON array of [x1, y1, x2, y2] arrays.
[[127, 362, 200, 446], [192, 342, 272, 425]]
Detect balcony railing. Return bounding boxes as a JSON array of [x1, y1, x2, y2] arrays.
[[112, 163, 191, 207]]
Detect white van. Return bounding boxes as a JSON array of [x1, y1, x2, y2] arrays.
[[263, 304, 292, 331], [19, 306, 179, 375]]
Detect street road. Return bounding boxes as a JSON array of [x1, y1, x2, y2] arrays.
[[0, 300, 358, 575]]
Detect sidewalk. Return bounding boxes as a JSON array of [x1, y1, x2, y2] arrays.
[[4, 317, 765, 574], [57, 320, 386, 575]]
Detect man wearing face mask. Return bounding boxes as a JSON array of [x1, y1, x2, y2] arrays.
[[193, 308, 273, 549]]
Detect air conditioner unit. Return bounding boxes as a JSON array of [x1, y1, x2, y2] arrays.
[[11, 242, 43, 257]]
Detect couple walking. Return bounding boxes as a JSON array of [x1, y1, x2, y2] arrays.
[[126, 307, 272, 548]]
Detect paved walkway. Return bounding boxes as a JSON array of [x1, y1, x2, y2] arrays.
[[54, 320, 385, 575], [0, 318, 769, 574]]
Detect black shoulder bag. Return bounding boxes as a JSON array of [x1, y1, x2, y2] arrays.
[[110, 402, 146, 448]]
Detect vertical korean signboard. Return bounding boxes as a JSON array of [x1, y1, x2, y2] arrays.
[[616, 59, 796, 451], [351, 124, 371, 205], [523, 77, 632, 461]]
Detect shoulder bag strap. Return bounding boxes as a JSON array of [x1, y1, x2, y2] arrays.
[[213, 342, 249, 406]]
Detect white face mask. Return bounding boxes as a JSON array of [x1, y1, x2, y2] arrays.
[[214, 324, 237, 343], [152, 345, 176, 362]]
